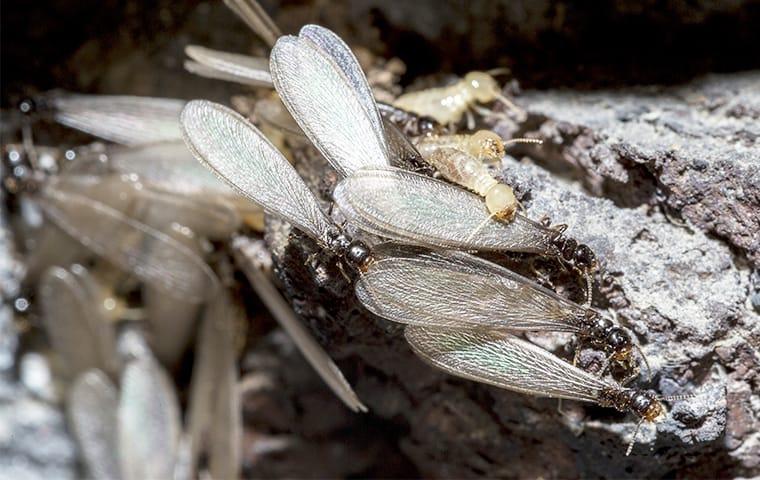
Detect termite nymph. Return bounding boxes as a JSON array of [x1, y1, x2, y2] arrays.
[[393, 70, 525, 125]]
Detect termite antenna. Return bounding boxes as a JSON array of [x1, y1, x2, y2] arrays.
[[495, 93, 527, 119], [502, 137, 543, 147], [634, 344, 652, 382], [465, 211, 498, 243], [658, 393, 695, 402], [626, 417, 646, 456], [582, 269, 593, 309]]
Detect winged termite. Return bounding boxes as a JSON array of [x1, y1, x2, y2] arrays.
[[67, 369, 121, 480], [39, 265, 121, 377], [181, 101, 370, 410], [180, 100, 372, 272], [393, 70, 526, 126], [269, 26, 597, 275], [405, 326, 664, 455], [118, 352, 182, 480], [37, 178, 219, 302], [31, 92, 185, 146], [355, 244, 645, 380]]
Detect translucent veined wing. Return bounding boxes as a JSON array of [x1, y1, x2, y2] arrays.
[[39, 266, 119, 377], [104, 142, 236, 196], [333, 168, 558, 253], [253, 96, 304, 137], [181, 100, 333, 244], [298, 25, 385, 143], [118, 356, 181, 480], [405, 326, 609, 402], [47, 93, 184, 146], [270, 32, 389, 177], [185, 46, 273, 87], [381, 117, 430, 172], [224, 0, 281, 47], [356, 244, 582, 331], [186, 295, 238, 476], [135, 185, 241, 239], [101, 141, 262, 215], [39, 180, 219, 302], [68, 370, 121, 480], [142, 228, 207, 367]]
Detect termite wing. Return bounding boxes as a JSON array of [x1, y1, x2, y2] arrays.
[[39, 264, 122, 378], [37, 176, 220, 303], [180, 100, 369, 411], [117, 330, 182, 480], [404, 326, 663, 455], [67, 370, 121, 480], [269, 25, 597, 274], [30, 91, 185, 146], [355, 244, 645, 380], [186, 293, 242, 479]]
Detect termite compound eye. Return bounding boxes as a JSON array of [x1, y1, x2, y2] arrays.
[[347, 240, 371, 266]]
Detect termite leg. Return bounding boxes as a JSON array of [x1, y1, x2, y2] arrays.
[[619, 369, 640, 387], [465, 109, 476, 130]]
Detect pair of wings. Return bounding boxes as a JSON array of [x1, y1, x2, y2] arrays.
[[181, 25, 558, 255]]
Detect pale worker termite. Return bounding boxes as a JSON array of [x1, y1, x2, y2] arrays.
[[393, 70, 526, 125]]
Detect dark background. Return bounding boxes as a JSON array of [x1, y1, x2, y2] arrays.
[[3, 0, 760, 108]]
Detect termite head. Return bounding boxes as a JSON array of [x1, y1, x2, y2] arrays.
[[417, 116, 442, 136], [464, 71, 501, 103], [600, 388, 664, 422], [606, 327, 633, 361], [347, 239, 372, 270], [470, 130, 505, 160], [628, 390, 664, 422], [554, 235, 597, 272]]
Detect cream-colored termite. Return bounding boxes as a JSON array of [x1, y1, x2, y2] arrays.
[[413, 132, 543, 220], [393, 71, 526, 126]]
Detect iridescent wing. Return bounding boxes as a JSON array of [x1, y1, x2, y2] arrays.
[[270, 27, 389, 177], [181, 100, 334, 244], [39, 180, 219, 302], [118, 356, 181, 480], [405, 326, 610, 402], [68, 370, 121, 480], [333, 167, 558, 253], [298, 25, 385, 142], [185, 46, 273, 87], [48, 93, 184, 146], [356, 244, 582, 331]]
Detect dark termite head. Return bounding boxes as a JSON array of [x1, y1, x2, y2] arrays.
[[325, 229, 372, 270], [606, 327, 633, 361], [552, 232, 598, 273], [600, 387, 664, 422]]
